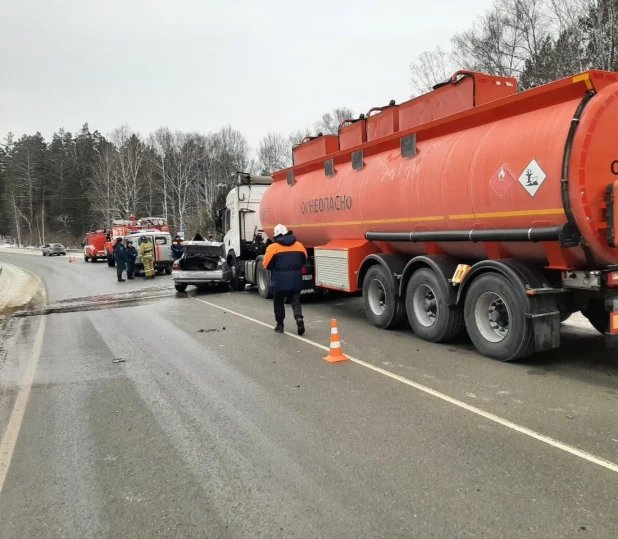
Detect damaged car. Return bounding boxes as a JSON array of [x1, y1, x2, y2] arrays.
[[172, 239, 231, 293]]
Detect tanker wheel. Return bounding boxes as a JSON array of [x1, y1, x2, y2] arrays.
[[581, 299, 608, 334], [463, 273, 534, 361], [405, 268, 464, 343], [256, 259, 272, 299], [362, 265, 406, 329]]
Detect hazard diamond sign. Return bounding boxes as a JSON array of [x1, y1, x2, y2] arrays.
[[489, 165, 515, 198]]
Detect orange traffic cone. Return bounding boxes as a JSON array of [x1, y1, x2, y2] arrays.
[[323, 319, 349, 363]]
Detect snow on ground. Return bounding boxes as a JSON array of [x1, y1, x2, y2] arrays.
[[0, 263, 44, 314]]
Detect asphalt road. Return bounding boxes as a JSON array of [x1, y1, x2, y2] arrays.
[[1, 251, 618, 538]]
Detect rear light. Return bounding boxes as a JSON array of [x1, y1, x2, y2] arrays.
[[301, 266, 309, 275], [172, 261, 179, 270], [608, 271, 618, 287]]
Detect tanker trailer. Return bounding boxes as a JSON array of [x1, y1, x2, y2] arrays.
[[260, 69, 618, 361]]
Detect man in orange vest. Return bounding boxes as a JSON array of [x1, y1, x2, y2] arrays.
[[263, 224, 308, 335]]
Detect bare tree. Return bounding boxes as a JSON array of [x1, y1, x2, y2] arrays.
[[91, 141, 119, 224], [410, 46, 453, 94], [55, 214, 73, 237], [313, 107, 355, 135], [257, 132, 292, 173], [110, 126, 145, 218]]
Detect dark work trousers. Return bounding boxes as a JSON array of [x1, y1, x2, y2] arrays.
[[116, 261, 126, 281], [127, 262, 135, 278], [273, 291, 302, 324]]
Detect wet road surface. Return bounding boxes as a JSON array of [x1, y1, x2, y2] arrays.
[[1, 251, 618, 538]]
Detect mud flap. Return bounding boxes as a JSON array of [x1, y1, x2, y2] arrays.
[[529, 311, 561, 352]]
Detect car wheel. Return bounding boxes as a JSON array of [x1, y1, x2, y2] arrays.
[[175, 283, 188, 293]]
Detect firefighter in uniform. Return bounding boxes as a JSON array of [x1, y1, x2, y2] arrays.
[[139, 236, 155, 279], [263, 224, 308, 335]]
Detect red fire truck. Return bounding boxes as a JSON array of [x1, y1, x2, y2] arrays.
[[82, 230, 107, 262]]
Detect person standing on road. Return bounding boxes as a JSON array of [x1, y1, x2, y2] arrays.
[[126, 240, 138, 280], [113, 238, 127, 282], [139, 236, 155, 279], [263, 224, 307, 335]]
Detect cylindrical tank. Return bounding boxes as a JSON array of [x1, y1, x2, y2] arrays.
[[261, 73, 618, 269]]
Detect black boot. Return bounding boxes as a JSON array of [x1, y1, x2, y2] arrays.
[[296, 317, 305, 336], [118, 278, 126, 282], [274, 323, 284, 334]]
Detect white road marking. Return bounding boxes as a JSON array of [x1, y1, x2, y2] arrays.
[[0, 269, 47, 494], [192, 296, 618, 475]]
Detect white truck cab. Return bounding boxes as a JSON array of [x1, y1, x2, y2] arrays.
[[216, 172, 315, 296], [221, 173, 272, 258]]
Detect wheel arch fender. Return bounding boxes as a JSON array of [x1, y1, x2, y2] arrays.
[[399, 255, 460, 305], [455, 259, 548, 307], [357, 253, 407, 296], [457, 259, 560, 353]]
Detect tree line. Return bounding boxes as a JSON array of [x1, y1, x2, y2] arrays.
[[410, 0, 618, 93], [3, 0, 616, 247], [0, 108, 353, 247]]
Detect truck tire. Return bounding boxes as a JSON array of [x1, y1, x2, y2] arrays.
[[256, 259, 272, 299], [581, 299, 608, 334], [229, 254, 245, 291], [362, 265, 406, 329], [175, 283, 188, 293], [405, 268, 464, 342], [463, 273, 534, 361]]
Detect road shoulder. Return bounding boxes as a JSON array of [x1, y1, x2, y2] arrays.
[[0, 262, 46, 316]]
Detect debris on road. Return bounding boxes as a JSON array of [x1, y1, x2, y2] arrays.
[[112, 358, 126, 363]]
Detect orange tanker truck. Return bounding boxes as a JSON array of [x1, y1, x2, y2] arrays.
[[222, 69, 618, 361]]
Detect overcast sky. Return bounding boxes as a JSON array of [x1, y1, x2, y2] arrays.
[[0, 0, 494, 150]]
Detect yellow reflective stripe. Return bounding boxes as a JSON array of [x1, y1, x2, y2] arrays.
[[448, 208, 564, 220], [274, 208, 565, 229]]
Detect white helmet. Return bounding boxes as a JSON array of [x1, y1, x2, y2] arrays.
[[273, 224, 289, 238]]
